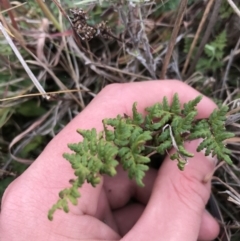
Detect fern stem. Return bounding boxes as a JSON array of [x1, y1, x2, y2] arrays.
[[146, 150, 157, 158]]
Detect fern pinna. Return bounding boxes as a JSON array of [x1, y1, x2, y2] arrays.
[[48, 94, 234, 220]]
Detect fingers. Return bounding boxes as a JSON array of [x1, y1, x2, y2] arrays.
[[105, 162, 219, 240], [111, 203, 219, 241], [121, 139, 219, 241], [112, 204, 219, 240]]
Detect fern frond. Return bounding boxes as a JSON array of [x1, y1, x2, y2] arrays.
[[178, 145, 194, 158], [170, 93, 181, 115], [156, 140, 172, 154], [145, 102, 172, 130], [188, 120, 211, 139], [49, 93, 234, 220], [103, 121, 115, 141], [192, 105, 234, 164], [157, 127, 170, 142], [162, 96, 170, 111], [170, 153, 188, 171], [48, 180, 80, 221], [132, 102, 144, 125], [118, 125, 152, 186], [204, 30, 226, 60], [182, 95, 202, 115], [197, 138, 232, 164], [118, 146, 150, 186]]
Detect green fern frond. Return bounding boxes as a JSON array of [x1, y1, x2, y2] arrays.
[[178, 145, 194, 158], [204, 30, 226, 60], [157, 127, 170, 142], [209, 105, 228, 126], [103, 121, 115, 141], [118, 146, 150, 186], [48, 180, 80, 221], [162, 96, 170, 111], [145, 102, 172, 130], [110, 116, 133, 146], [170, 94, 181, 115], [197, 138, 232, 164], [156, 140, 172, 154], [188, 120, 211, 139], [132, 102, 144, 125], [118, 125, 152, 186], [183, 96, 202, 115], [170, 153, 188, 171], [48, 93, 234, 220], [190, 105, 234, 164]]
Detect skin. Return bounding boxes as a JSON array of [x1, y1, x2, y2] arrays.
[[0, 80, 220, 241]]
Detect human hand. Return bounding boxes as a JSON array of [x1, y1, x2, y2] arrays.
[[0, 80, 219, 241]]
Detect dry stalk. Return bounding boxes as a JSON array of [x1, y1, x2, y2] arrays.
[[226, 0, 240, 18], [160, 0, 188, 79], [220, 37, 240, 98], [1, 0, 19, 30], [182, 0, 215, 76], [35, 0, 61, 31], [186, 0, 222, 77], [136, 5, 156, 79], [0, 22, 49, 99]]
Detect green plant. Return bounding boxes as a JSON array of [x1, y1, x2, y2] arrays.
[[183, 30, 227, 72], [48, 93, 234, 220], [196, 30, 227, 71]]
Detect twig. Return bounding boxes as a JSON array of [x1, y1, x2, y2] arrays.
[[0, 22, 49, 99], [212, 176, 240, 206], [186, 0, 222, 77], [35, 0, 62, 32], [137, 5, 156, 79], [182, 0, 215, 76], [0, 89, 92, 102], [0, 2, 27, 14], [160, 0, 188, 79], [226, 0, 240, 18], [220, 37, 240, 98], [1, 0, 19, 30]]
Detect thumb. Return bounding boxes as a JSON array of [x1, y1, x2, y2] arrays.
[[122, 139, 219, 241]]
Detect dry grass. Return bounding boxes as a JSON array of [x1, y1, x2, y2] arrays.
[[0, 0, 240, 240]]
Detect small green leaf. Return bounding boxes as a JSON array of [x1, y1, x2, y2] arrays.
[[183, 95, 202, 115], [20, 136, 43, 158], [170, 94, 181, 114], [70, 186, 80, 198], [103, 121, 115, 141], [62, 199, 69, 213], [68, 195, 78, 206], [177, 159, 187, 171], [162, 97, 170, 111], [156, 140, 172, 154], [0, 108, 14, 128], [132, 102, 144, 125], [16, 101, 46, 117], [178, 145, 194, 157]]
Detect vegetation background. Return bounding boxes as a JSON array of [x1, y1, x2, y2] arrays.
[[0, 0, 240, 240]]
